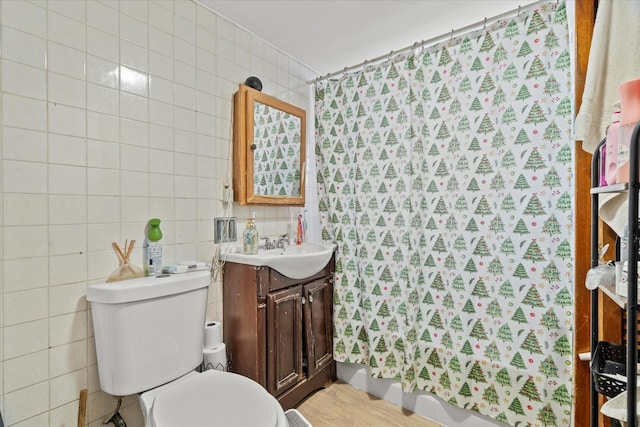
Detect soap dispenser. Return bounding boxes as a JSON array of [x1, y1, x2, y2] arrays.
[[243, 213, 259, 254]]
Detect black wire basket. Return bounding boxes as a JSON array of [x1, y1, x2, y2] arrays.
[[591, 341, 638, 398]]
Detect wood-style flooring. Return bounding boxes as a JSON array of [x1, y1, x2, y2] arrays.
[[295, 381, 443, 427]]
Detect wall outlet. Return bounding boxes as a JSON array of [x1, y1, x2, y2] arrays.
[[215, 217, 237, 243]]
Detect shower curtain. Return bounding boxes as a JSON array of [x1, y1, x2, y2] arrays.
[[315, 2, 573, 426]]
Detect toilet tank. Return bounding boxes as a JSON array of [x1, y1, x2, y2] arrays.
[[87, 271, 211, 396]]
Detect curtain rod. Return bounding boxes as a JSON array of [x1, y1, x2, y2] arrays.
[[309, 0, 552, 84]]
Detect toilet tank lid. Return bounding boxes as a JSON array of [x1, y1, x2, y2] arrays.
[[87, 271, 211, 304]]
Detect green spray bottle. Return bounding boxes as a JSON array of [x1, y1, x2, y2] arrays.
[[143, 218, 163, 276]]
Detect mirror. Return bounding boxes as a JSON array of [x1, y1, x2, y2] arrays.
[[233, 84, 306, 206]]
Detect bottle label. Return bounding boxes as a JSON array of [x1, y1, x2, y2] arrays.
[[144, 241, 163, 275], [618, 145, 629, 166], [243, 229, 258, 254]]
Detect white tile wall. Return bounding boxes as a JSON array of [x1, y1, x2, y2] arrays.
[[0, 1, 317, 426]]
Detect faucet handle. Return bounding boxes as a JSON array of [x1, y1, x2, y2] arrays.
[[261, 237, 273, 249], [275, 234, 289, 249]]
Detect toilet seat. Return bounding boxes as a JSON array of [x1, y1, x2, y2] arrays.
[[150, 370, 285, 427]]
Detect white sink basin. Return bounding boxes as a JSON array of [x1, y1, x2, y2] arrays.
[[221, 242, 336, 279]]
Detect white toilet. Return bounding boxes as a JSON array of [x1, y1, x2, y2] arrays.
[[87, 271, 289, 427]]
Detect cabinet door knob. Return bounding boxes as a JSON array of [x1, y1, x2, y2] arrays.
[[302, 296, 306, 305], [308, 294, 314, 303]]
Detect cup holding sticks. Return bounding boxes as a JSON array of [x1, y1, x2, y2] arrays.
[[107, 239, 144, 282]]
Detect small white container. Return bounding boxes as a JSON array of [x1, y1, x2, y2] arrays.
[[616, 261, 640, 300]]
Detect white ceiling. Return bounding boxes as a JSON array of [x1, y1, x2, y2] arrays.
[[199, 1, 537, 76]]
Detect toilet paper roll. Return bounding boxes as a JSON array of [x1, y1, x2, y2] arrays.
[[203, 344, 227, 372], [204, 321, 222, 349]]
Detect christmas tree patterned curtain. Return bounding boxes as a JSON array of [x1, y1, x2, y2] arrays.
[[315, 2, 573, 426]]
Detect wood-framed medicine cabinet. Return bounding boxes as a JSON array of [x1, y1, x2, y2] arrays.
[[233, 84, 306, 206]]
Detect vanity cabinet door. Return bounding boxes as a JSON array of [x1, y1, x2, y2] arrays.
[[267, 285, 304, 397], [304, 278, 334, 378]]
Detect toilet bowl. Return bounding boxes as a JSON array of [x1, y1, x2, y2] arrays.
[[87, 271, 288, 427], [139, 370, 287, 427]]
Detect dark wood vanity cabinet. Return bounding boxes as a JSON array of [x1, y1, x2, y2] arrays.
[[223, 258, 336, 409]]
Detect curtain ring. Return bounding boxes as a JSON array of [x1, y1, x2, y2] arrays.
[[450, 29, 454, 41], [388, 50, 393, 61], [483, 17, 487, 29]]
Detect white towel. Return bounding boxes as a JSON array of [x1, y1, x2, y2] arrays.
[[575, 1, 640, 153], [599, 191, 628, 237], [574, 0, 640, 236], [600, 386, 640, 423]]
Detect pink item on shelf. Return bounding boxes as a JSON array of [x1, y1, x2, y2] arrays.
[[617, 80, 640, 183], [620, 78, 640, 125], [599, 144, 608, 186]]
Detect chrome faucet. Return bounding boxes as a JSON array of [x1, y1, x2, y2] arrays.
[[262, 234, 289, 250]]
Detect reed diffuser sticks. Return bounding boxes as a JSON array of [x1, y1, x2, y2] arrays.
[[107, 239, 143, 282]]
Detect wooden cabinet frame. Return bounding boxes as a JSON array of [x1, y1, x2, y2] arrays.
[[267, 285, 304, 396], [233, 84, 306, 206], [223, 258, 336, 410], [304, 280, 334, 377]]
